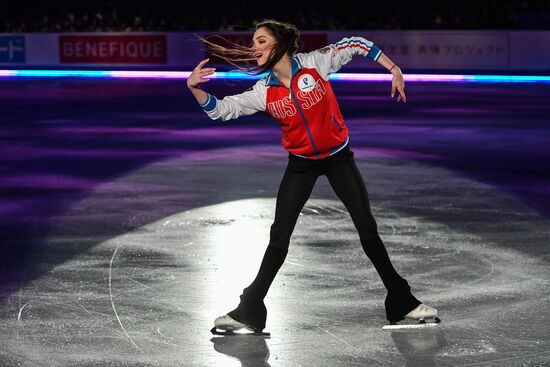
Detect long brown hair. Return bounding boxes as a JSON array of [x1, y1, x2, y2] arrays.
[[201, 19, 300, 75]]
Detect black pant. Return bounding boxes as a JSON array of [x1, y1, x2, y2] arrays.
[[238, 144, 421, 324], [270, 145, 420, 320], [270, 144, 379, 249]]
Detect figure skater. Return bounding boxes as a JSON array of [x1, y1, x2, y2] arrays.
[[187, 19, 439, 333]]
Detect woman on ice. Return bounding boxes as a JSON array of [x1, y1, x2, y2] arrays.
[[187, 19, 439, 333]]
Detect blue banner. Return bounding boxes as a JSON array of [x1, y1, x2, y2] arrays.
[[0, 36, 26, 62]]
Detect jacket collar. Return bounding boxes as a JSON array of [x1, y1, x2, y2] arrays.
[[265, 56, 302, 87]]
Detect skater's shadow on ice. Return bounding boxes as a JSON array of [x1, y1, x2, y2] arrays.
[[210, 335, 271, 367], [390, 329, 447, 367]]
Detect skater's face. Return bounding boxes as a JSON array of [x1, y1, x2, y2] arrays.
[[251, 27, 276, 67]]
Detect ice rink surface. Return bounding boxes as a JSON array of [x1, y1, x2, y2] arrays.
[[1, 77, 549, 366]]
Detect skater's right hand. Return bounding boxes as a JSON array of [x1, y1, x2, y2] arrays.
[[187, 58, 216, 89]]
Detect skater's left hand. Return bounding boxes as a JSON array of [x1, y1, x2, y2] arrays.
[[390, 66, 407, 103]]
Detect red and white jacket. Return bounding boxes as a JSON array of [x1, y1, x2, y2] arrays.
[[200, 36, 382, 160]]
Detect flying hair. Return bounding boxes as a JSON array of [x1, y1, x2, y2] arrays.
[[198, 19, 300, 75]]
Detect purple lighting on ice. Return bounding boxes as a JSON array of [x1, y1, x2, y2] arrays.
[[111, 71, 191, 79], [0, 70, 549, 83]]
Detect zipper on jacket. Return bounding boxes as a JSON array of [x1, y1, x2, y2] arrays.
[[289, 87, 321, 159], [331, 115, 343, 132]]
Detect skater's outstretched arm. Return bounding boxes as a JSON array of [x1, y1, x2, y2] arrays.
[[299, 36, 406, 103], [377, 53, 406, 103], [187, 58, 267, 122], [187, 58, 215, 106]]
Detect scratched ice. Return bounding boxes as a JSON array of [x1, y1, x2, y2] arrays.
[[3, 152, 550, 367]]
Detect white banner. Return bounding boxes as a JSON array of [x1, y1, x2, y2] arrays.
[[0, 31, 548, 71], [351, 32, 509, 68]]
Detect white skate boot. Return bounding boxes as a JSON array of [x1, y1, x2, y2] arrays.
[[214, 314, 248, 332], [406, 303, 438, 319], [382, 303, 441, 330], [211, 314, 270, 336]]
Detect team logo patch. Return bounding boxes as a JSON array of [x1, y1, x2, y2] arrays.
[[297, 74, 316, 92]]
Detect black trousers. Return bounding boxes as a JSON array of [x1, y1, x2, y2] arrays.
[[236, 144, 421, 324], [271, 144, 379, 249], [271, 144, 420, 320]]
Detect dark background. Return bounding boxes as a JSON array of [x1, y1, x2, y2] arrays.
[[1, 0, 549, 33]]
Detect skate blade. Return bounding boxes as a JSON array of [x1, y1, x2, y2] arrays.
[[210, 326, 270, 337], [382, 317, 441, 331]]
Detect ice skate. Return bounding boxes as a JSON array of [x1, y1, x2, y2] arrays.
[[211, 314, 270, 336], [210, 294, 270, 336], [382, 303, 441, 330]]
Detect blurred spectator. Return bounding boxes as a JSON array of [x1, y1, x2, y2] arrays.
[[0, 0, 548, 32]]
